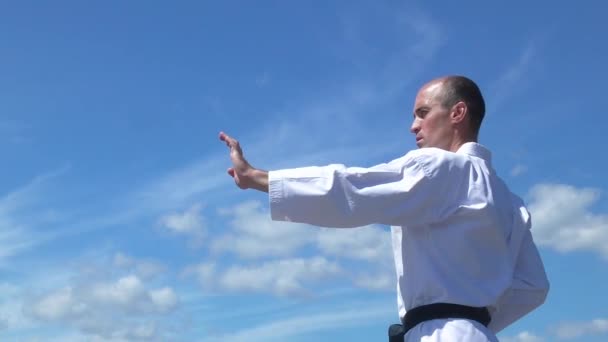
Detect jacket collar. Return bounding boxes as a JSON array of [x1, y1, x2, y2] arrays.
[[457, 142, 492, 165]]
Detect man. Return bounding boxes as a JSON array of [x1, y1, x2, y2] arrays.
[[219, 76, 549, 341]]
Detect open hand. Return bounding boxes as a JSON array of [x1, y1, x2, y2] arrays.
[[219, 132, 268, 192]]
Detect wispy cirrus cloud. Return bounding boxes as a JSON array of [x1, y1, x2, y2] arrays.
[[488, 39, 539, 113], [2, 7, 443, 341], [0, 165, 71, 264], [130, 157, 230, 214], [229, 7, 444, 170], [201, 303, 391, 342], [54, 6, 445, 237], [336, 4, 444, 95]]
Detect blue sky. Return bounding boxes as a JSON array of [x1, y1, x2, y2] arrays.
[[1, 1, 607, 341]]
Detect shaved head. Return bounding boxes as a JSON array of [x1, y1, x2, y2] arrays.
[[431, 76, 486, 134]]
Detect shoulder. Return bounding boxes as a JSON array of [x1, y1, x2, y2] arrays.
[[401, 148, 471, 178], [509, 190, 531, 222]]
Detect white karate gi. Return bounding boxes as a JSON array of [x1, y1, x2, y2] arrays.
[[268, 143, 549, 341]]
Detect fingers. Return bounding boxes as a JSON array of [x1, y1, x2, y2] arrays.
[[227, 167, 245, 189], [219, 131, 244, 157], [219, 131, 228, 142], [219, 131, 238, 148]]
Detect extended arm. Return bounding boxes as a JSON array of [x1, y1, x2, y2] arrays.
[[220, 132, 439, 228]]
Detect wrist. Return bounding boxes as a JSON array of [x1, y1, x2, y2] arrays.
[[247, 168, 269, 193]]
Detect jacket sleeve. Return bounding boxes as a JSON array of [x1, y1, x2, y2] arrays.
[[488, 205, 550, 333], [268, 152, 442, 228]]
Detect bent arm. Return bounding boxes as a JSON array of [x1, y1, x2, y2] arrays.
[[488, 228, 550, 333]]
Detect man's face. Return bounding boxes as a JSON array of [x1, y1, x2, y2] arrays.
[[410, 82, 453, 150]]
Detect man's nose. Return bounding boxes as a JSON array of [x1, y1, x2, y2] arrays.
[[410, 119, 420, 134]]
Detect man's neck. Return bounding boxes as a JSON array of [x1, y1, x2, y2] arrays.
[[449, 136, 477, 153]]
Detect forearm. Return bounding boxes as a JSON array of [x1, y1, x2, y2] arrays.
[[490, 224, 550, 332], [489, 287, 548, 333]]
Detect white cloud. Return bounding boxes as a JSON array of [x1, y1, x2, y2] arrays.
[[112, 252, 166, 279], [28, 287, 85, 321], [212, 201, 315, 258], [213, 201, 394, 263], [90, 275, 146, 308], [186, 257, 342, 297], [113, 252, 132, 267], [159, 203, 206, 246], [20, 268, 178, 341], [353, 272, 394, 291], [316, 226, 395, 291], [500, 331, 545, 342], [148, 287, 178, 313], [209, 201, 396, 292], [552, 318, 608, 340], [0, 282, 36, 331], [25, 274, 178, 323], [127, 322, 158, 340], [78, 318, 161, 341], [510, 164, 528, 177], [160, 203, 205, 234], [183, 262, 216, 288], [527, 183, 608, 258], [88, 275, 178, 313], [316, 226, 392, 262], [221, 257, 342, 296]]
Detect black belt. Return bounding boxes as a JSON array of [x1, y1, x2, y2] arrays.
[[388, 303, 491, 342]]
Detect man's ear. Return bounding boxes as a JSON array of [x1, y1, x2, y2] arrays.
[[451, 101, 467, 124]]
